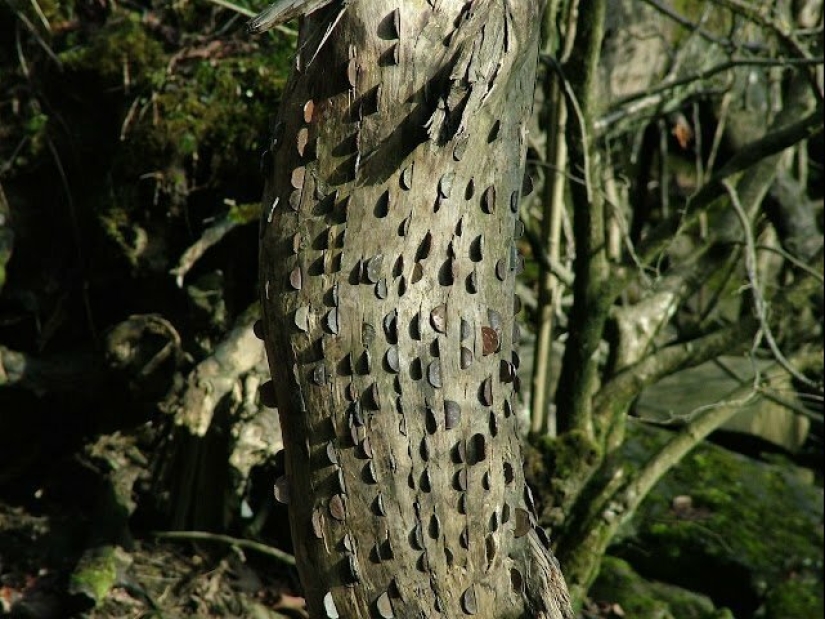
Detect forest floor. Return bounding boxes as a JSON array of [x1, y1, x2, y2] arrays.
[[1, 467, 305, 618], [0, 418, 662, 619], [0, 490, 618, 619]]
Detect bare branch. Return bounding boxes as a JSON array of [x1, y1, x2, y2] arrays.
[[597, 236, 823, 440], [595, 57, 823, 135], [712, 0, 816, 61], [627, 371, 761, 503], [638, 107, 823, 264], [152, 530, 296, 566], [640, 0, 745, 49], [170, 203, 258, 288], [722, 179, 820, 389], [712, 0, 824, 102], [595, 318, 756, 422]]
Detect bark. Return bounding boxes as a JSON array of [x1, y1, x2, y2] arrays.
[[257, 1, 571, 617], [554, 0, 617, 439]]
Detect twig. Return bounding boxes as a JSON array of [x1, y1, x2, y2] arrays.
[[524, 225, 574, 287], [208, 0, 256, 18], [28, 0, 51, 32], [696, 246, 742, 329], [713, 356, 748, 384], [543, 56, 594, 204], [662, 2, 713, 83], [636, 106, 822, 270], [692, 102, 704, 188], [640, 0, 745, 50], [152, 530, 296, 566], [0, 135, 30, 176], [43, 132, 100, 344], [170, 207, 247, 288], [206, 0, 298, 37], [9, 4, 62, 69], [633, 373, 759, 483], [14, 22, 30, 79], [532, 151, 671, 283], [722, 179, 819, 389], [595, 57, 823, 134], [526, 158, 587, 188], [712, 0, 813, 61], [530, 156, 652, 285], [758, 385, 823, 422], [711, 0, 823, 102], [706, 91, 732, 176], [752, 242, 825, 282], [657, 117, 670, 218], [689, 109, 823, 213], [558, 357, 763, 601], [120, 96, 142, 141], [595, 313, 755, 422]]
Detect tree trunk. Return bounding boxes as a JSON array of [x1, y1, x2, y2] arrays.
[[258, 1, 571, 617]]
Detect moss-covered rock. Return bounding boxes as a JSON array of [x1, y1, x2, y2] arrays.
[[68, 545, 132, 608], [756, 574, 824, 619], [590, 556, 732, 619], [613, 422, 824, 617]]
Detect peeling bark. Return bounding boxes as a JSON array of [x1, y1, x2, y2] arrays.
[[256, 1, 571, 617]]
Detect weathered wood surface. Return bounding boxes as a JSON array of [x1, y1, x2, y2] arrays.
[[258, 1, 571, 617]]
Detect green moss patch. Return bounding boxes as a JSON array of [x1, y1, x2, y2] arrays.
[[613, 423, 823, 617], [591, 556, 732, 619]]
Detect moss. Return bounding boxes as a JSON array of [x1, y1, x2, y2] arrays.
[[668, 0, 734, 42], [109, 42, 293, 213], [758, 575, 825, 619], [591, 556, 730, 619], [657, 451, 820, 577], [136, 53, 288, 162], [614, 423, 824, 617], [48, 3, 293, 199], [46, 3, 290, 272], [0, 0, 295, 311], [227, 201, 262, 225], [534, 429, 601, 476], [527, 430, 603, 536], [68, 545, 131, 606], [59, 14, 166, 84], [528, 430, 601, 510]]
